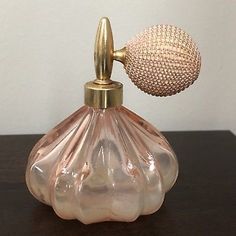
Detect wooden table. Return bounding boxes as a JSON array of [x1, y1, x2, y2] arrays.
[[0, 131, 235, 236]]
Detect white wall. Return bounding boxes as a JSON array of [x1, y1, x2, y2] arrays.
[[0, 0, 235, 135]]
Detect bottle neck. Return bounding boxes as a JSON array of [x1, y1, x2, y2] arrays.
[[84, 80, 123, 109]]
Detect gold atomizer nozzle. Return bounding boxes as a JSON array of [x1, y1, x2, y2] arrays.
[[94, 17, 113, 83], [85, 17, 201, 108], [84, 17, 123, 108]]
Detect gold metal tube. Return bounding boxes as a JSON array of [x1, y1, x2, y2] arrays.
[[113, 47, 126, 64]]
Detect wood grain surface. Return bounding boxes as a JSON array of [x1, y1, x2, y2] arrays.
[[0, 131, 235, 236]]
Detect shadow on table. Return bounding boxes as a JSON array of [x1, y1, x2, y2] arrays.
[[28, 202, 177, 236]]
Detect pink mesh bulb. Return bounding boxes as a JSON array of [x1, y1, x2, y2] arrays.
[[26, 105, 178, 224]]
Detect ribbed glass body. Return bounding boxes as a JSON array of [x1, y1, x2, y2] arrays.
[[25, 105, 178, 224]]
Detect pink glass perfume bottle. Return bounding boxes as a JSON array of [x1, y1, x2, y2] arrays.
[[26, 17, 201, 224]]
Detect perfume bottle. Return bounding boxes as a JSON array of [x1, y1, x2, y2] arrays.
[[26, 17, 201, 224]]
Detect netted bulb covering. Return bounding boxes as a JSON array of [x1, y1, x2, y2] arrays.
[[125, 25, 201, 96]]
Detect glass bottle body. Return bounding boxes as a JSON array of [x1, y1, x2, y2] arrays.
[[26, 105, 178, 224]]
